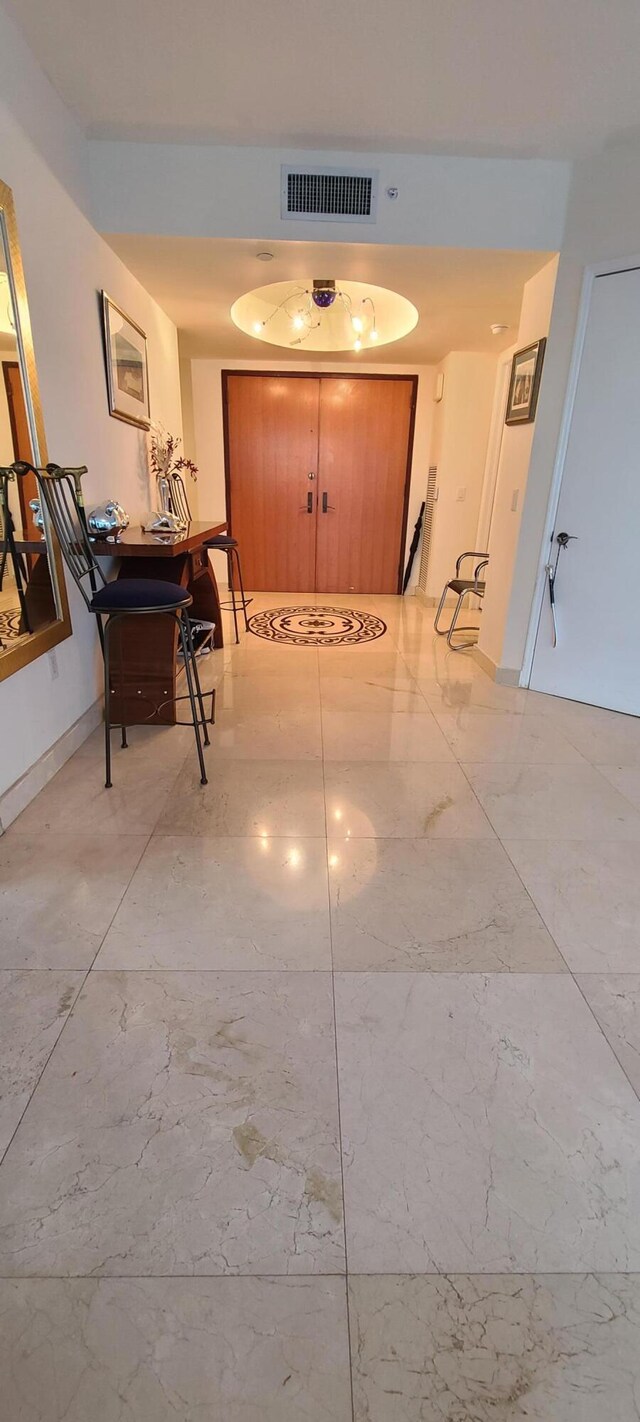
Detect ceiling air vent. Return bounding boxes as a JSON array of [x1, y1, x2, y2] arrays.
[[281, 166, 378, 223]]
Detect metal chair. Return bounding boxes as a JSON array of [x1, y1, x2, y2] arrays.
[[434, 550, 489, 650], [165, 471, 192, 526], [167, 474, 251, 645], [8, 462, 210, 789]]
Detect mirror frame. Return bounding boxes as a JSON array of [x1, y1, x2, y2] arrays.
[[0, 178, 72, 682]]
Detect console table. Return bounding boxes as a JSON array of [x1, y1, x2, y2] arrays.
[[92, 520, 227, 726]]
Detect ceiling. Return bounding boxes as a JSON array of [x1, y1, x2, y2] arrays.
[[6, 0, 640, 158], [104, 236, 551, 362]]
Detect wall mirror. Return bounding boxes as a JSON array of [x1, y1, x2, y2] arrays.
[[0, 178, 71, 682]]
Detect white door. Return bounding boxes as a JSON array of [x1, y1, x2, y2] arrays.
[[530, 265, 640, 713]]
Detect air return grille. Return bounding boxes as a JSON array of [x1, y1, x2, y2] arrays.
[[418, 468, 439, 595], [281, 166, 378, 223]]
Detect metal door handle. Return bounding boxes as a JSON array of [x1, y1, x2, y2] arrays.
[[322, 492, 335, 513], [300, 492, 313, 513], [545, 531, 577, 648]]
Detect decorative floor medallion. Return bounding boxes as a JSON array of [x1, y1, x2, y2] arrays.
[[0, 608, 23, 643], [248, 605, 387, 647]]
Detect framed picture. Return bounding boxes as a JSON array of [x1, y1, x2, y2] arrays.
[[101, 292, 150, 428], [505, 337, 546, 425]]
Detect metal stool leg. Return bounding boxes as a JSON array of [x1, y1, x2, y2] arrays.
[[447, 589, 481, 651], [228, 549, 240, 644], [233, 546, 250, 632], [183, 610, 210, 748], [119, 623, 128, 748], [177, 613, 208, 785], [434, 583, 450, 634], [103, 615, 113, 789]]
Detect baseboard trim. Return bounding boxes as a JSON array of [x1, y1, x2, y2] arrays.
[[414, 588, 454, 609], [0, 698, 102, 834], [472, 645, 521, 686]]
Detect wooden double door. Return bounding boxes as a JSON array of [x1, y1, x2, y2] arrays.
[[223, 372, 417, 593]]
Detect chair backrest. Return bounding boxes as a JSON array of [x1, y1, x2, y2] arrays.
[[168, 473, 192, 523], [15, 462, 105, 610]]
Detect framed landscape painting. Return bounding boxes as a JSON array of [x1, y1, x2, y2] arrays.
[[101, 292, 150, 429], [505, 337, 546, 425]]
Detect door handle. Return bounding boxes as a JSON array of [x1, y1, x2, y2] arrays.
[[545, 531, 578, 648], [300, 491, 313, 513], [322, 492, 335, 513]]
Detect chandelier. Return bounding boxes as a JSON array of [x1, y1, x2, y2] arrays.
[[231, 277, 418, 353]]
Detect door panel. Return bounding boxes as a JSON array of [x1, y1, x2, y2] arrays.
[[530, 268, 640, 714], [315, 377, 414, 594], [224, 373, 415, 595], [225, 374, 320, 591]]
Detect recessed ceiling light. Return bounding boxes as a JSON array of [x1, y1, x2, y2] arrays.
[[490, 323, 509, 335], [256, 251, 275, 261]]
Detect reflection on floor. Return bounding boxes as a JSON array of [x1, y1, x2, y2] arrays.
[[2, 590, 640, 1419]]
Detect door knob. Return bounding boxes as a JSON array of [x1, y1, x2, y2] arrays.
[[307, 471, 316, 480]]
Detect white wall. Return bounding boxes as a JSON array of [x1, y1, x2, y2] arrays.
[[488, 137, 640, 681], [89, 141, 571, 253], [422, 352, 497, 600], [188, 358, 436, 589], [477, 256, 559, 674], [0, 4, 183, 804]]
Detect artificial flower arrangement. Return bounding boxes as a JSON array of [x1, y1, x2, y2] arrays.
[[145, 425, 199, 530], [149, 425, 198, 485]]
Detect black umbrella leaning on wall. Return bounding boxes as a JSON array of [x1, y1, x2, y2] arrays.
[[403, 501, 425, 593]]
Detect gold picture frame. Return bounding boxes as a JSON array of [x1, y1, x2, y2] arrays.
[[0, 178, 72, 684], [101, 291, 150, 429]]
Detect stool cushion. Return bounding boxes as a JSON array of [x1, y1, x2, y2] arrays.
[[204, 535, 238, 549], [448, 578, 486, 595], [91, 577, 191, 612]]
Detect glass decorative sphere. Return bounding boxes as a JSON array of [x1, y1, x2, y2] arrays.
[[312, 288, 337, 308]]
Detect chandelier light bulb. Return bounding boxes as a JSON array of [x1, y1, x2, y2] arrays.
[[370, 328, 379, 341], [352, 315, 364, 333], [292, 314, 304, 331], [252, 320, 263, 334], [354, 338, 362, 352]]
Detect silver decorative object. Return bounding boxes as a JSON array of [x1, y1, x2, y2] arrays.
[[28, 497, 46, 535], [87, 501, 130, 537], [142, 511, 187, 533]]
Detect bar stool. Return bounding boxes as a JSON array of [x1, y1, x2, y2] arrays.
[[204, 534, 251, 644], [8, 462, 210, 789], [164, 473, 251, 644]]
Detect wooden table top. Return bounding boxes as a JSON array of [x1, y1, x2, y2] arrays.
[[92, 520, 227, 559]]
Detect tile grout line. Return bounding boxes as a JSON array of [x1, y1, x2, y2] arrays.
[[0, 827, 154, 1175], [418, 641, 640, 1108], [318, 650, 357, 1422], [454, 738, 640, 1108], [1, 1268, 639, 1281]]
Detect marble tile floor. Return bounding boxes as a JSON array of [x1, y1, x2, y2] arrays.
[[2, 590, 640, 1418]]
